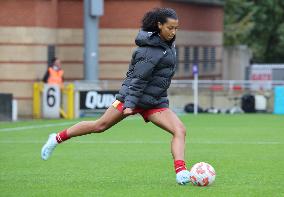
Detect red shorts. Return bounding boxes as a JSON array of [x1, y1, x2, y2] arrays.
[[112, 100, 167, 122]]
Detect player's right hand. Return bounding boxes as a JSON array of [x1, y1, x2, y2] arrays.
[[123, 108, 135, 116]]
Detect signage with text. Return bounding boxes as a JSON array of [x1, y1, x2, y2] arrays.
[[80, 90, 118, 110]]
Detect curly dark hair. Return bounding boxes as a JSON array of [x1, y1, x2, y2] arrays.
[[141, 8, 178, 32]]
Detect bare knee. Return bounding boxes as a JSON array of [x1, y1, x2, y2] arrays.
[[173, 124, 186, 138]]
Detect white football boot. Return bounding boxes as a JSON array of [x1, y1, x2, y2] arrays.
[[176, 170, 191, 185], [41, 133, 58, 160]]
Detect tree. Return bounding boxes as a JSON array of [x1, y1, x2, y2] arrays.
[[224, 0, 284, 63]]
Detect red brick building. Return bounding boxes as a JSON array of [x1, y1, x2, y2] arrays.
[[0, 0, 224, 117]]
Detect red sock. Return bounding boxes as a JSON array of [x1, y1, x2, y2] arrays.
[[56, 129, 70, 143], [174, 160, 187, 174]]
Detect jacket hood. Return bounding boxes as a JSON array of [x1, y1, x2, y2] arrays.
[[135, 30, 175, 48]]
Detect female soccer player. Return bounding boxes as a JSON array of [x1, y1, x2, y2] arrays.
[[41, 8, 190, 185]]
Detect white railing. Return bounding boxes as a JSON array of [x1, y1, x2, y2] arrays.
[[171, 80, 284, 89], [73, 80, 284, 115], [74, 79, 284, 90]]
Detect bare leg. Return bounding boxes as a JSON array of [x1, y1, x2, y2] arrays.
[[41, 106, 126, 160], [67, 106, 126, 137], [147, 109, 186, 161]]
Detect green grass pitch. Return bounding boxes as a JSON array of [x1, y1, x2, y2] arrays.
[[0, 114, 284, 197]]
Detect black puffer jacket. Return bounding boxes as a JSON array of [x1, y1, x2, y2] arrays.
[[116, 30, 177, 109]]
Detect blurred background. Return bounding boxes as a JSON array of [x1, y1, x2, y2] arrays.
[[0, 0, 283, 120]]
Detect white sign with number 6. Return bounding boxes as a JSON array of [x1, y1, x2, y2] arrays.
[[42, 84, 60, 118]]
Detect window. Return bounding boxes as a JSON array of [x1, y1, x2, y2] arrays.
[[184, 46, 190, 73], [47, 45, 55, 67], [193, 46, 199, 66], [175, 47, 179, 71], [176, 45, 217, 77], [210, 47, 216, 70], [203, 47, 209, 71]]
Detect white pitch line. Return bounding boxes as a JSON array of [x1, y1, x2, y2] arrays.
[[0, 114, 187, 133], [0, 122, 77, 132], [0, 140, 281, 145], [0, 116, 144, 133]]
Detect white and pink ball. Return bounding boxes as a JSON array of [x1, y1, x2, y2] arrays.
[[189, 162, 216, 186]]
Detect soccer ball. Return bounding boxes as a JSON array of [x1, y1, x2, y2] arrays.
[[189, 162, 216, 186]]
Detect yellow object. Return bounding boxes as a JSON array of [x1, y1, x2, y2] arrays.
[[33, 82, 44, 119], [33, 82, 74, 119], [62, 83, 74, 119], [59, 108, 68, 119], [112, 100, 121, 108]]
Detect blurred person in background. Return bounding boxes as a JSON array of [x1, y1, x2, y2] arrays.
[[42, 57, 64, 88], [41, 8, 191, 185]]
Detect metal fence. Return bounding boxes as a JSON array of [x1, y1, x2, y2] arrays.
[[169, 80, 284, 113], [73, 80, 284, 115]]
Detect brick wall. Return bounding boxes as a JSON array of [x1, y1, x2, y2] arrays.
[[162, 1, 223, 31], [0, 0, 224, 117]]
